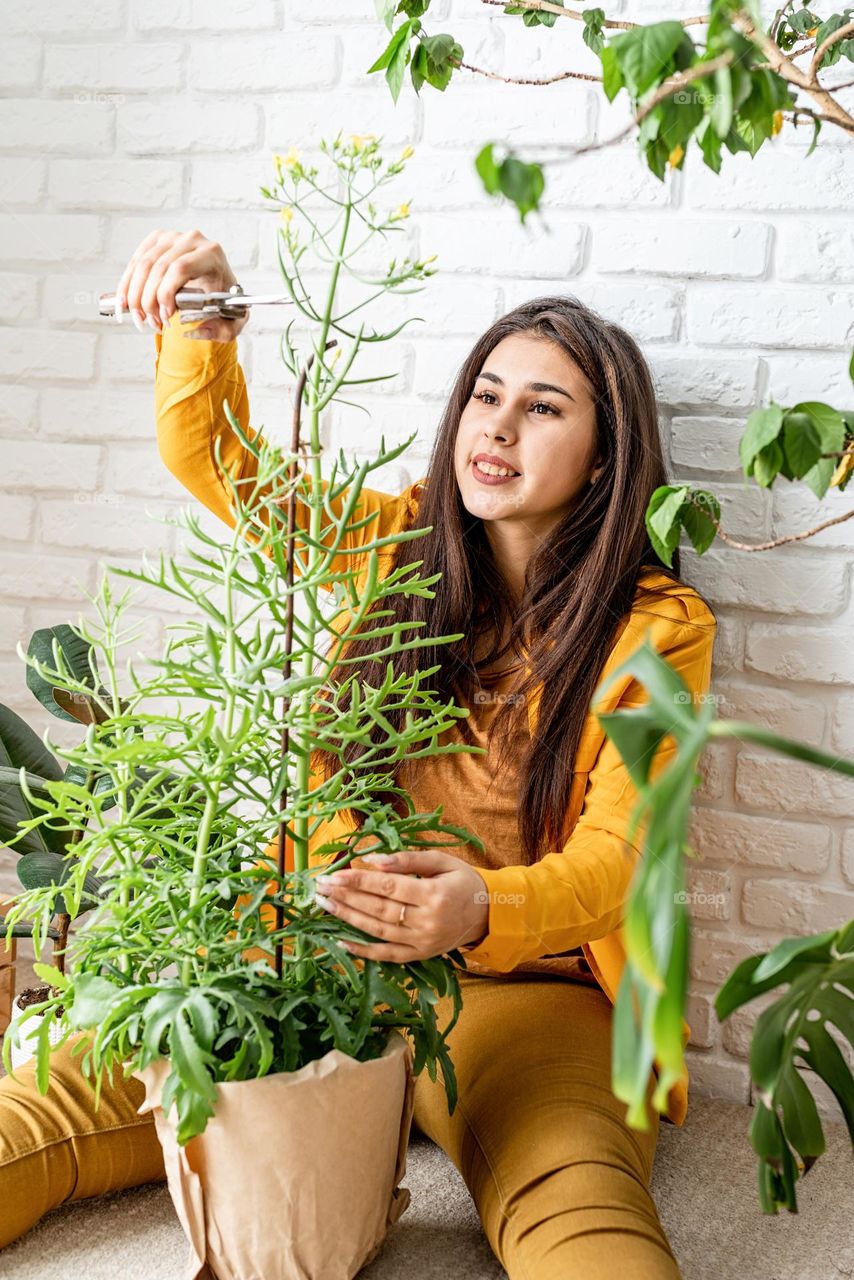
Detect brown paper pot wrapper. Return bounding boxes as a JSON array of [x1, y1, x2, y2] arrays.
[[135, 1029, 416, 1280]]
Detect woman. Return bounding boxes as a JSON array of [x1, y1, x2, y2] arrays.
[[0, 231, 715, 1277]]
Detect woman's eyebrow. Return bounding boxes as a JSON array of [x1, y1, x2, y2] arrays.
[[476, 370, 575, 402]]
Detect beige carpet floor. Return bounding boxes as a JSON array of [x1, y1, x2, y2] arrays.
[[0, 1096, 852, 1280]]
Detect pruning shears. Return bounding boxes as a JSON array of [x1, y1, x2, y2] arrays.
[[98, 284, 296, 323]]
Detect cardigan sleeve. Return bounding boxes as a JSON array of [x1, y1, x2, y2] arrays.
[[457, 609, 716, 972], [152, 315, 411, 587]]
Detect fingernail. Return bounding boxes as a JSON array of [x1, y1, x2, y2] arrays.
[[160, 304, 170, 327], [363, 853, 394, 865], [132, 310, 146, 334], [146, 313, 162, 334], [114, 291, 124, 324]]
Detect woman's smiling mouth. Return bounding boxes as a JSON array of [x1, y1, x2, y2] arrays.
[[472, 456, 521, 485]]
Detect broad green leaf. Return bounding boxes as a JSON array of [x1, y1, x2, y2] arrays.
[[26, 624, 102, 723], [0, 766, 66, 857], [782, 410, 822, 477], [752, 929, 836, 983], [600, 43, 624, 101], [740, 404, 783, 472], [17, 849, 104, 916], [645, 484, 687, 566], [0, 703, 62, 782], [67, 973, 123, 1029], [610, 21, 686, 97], [710, 64, 734, 136], [680, 490, 720, 556]]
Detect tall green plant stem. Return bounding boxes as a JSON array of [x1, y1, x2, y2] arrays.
[[182, 544, 240, 985], [291, 194, 353, 877]]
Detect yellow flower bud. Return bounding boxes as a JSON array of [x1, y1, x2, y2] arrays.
[[399, 145, 414, 161], [772, 110, 784, 136], [280, 207, 294, 225], [668, 144, 685, 169], [830, 449, 854, 488]]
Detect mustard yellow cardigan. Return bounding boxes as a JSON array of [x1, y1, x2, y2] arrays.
[[153, 317, 717, 1126]]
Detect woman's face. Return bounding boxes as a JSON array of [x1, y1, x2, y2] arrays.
[[454, 332, 602, 532]]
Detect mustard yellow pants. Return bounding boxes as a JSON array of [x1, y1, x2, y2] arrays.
[[0, 974, 681, 1278]]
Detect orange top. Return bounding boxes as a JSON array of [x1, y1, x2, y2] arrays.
[[153, 316, 717, 1126]]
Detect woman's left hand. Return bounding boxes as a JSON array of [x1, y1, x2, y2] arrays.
[[313, 848, 490, 964]]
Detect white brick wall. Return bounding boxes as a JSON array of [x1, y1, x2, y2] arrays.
[[1, 0, 853, 1104]]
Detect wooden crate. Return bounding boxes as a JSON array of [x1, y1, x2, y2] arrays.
[[0, 898, 17, 1035]]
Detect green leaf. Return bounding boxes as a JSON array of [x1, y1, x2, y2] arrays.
[[26, 624, 102, 723], [740, 404, 783, 473], [805, 113, 822, 157], [0, 766, 66, 857], [67, 972, 123, 1029], [710, 64, 733, 137], [753, 439, 783, 487], [33, 961, 70, 991], [717, 919, 854, 1211], [752, 930, 837, 983], [0, 703, 62, 782], [698, 120, 723, 172], [782, 410, 822, 477], [475, 142, 501, 195], [610, 21, 687, 98], [599, 43, 624, 101], [416, 33, 463, 93], [17, 849, 104, 916], [645, 484, 688, 567], [791, 401, 846, 497], [473, 144, 544, 221], [367, 20, 413, 102], [375, 0, 396, 27], [582, 7, 605, 54], [680, 489, 720, 555]]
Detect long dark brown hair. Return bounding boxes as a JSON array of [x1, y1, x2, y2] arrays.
[[314, 294, 706, 864]]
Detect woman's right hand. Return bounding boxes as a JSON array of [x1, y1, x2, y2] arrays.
[[114, 228, 249, 343]]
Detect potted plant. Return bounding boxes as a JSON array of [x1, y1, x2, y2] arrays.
[[0, 638, 118, 1068], [2, 134, 488, 1279]]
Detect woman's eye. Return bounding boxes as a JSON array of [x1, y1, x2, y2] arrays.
[[472, 391, 557, 415]]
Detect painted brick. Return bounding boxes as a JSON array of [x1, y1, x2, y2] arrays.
[[133, 0, 279, 30], [0, 100, 113, 153], [5, 1, 122, 31], [688, 284, 854, 349], [44, 44, 184, 93], [742, 877, 854, 933], [189, 33, 337, 92], [49, 160, 184, 212], [119, 101, 260, 154], [778, 220, 854, 283], [688, 807, 831, 873], [745, 624, 854, 684], [593, 219, 770, 279], [4, 39, 41, 89], [670, 416, 746, 473], [4, 440, 101, 492], [736, 753, 854, 818], [683, 547, 846, 615], [0, 158, 47, 205], [0, 330, 96, 381]]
